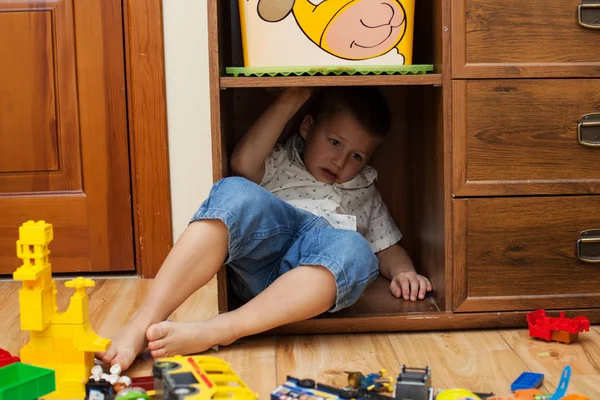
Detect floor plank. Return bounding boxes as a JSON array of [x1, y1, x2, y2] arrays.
[[499, 329, 600, 398], [387, 330, 531, 397], [276, 334, 400, 391]]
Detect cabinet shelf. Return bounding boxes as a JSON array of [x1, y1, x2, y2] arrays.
[[219, 74, 443, 88]]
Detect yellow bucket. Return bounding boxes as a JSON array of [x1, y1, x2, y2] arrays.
[[238, 0, 415, 67]]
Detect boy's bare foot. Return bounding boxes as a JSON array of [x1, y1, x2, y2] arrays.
[[95, 320, 149, 370], [146, 318, 236, 358]]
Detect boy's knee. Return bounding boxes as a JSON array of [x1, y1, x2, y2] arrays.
[[211, 177, 265, 208], [324, 230, 379, 282], [341, 232, 378, 264]]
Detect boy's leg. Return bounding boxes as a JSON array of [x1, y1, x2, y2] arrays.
[[99, 176, 322, 369], [146, 265, 336, 358], [96, 219, 229, 369], [145, 228, 379, 357]]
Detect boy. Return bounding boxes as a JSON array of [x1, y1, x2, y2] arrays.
[[97, 86, 432, 370]]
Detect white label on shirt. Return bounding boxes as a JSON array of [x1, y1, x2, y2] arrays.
[[286, 198, 357, 231]]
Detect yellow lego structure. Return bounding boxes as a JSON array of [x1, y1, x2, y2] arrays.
[[13, 220, 111, 400]]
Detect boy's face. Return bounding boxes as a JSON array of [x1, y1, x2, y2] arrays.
[[299, 111, 383, 185]]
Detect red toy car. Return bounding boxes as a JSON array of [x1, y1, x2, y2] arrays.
[[527, 310, 590, 344]]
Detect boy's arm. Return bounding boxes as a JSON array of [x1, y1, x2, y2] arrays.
[[376, 243, 432, 301], [230, 87, 311, 184]]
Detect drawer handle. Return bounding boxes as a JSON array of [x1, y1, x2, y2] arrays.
[[577, 229, 600, 263], [577, 113, 600, 147], [578, 0, 600, 29]]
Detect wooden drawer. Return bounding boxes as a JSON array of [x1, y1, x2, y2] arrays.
[[452, 0, 600, 78], [452, 196, 600, 312], [452, 79, 600, 197]]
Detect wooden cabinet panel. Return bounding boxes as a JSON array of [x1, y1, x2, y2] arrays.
[[452, 196, 600, 312], [452, 0, 600, 78], [0, 0, 134, 274], [452, 79, 600, 197], [0, 12, 58, 174]]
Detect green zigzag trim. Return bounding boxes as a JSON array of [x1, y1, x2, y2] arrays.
[[225, 65, 434, 78]]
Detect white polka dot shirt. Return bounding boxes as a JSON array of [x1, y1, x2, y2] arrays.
[[260, 134, 402, 253]]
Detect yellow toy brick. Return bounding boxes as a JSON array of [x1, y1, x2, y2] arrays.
[[17, 285, 55, 331], [12, 220, 111, 400]]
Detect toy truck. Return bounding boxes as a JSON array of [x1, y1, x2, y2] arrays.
[[527, 310, 590, 344]]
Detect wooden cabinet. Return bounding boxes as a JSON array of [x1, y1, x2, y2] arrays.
[[207, 0, 600, 334]]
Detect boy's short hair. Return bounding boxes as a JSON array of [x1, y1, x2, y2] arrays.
[[308, 87, 391, 139]]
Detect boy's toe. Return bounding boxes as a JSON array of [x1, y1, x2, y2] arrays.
[[112, 351, 134, 371], [148, 338, 167, 351], [151, 348, 167, 358], [146, 321, 171, 342], [101, 348, 117, 364]]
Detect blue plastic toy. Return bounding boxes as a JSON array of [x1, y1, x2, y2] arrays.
[[550, 365, 571, 400], [511, 372, 544, 391]]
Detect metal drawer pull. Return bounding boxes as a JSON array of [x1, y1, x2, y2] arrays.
[[578, 1, 600, 29], [577, 229, 600, 263], [577, 113, 600, 147]]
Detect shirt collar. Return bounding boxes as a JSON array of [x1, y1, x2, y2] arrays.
[[286, 134, 378, 189]]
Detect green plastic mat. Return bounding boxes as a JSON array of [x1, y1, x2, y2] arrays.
[[226, 65, 434, 77]]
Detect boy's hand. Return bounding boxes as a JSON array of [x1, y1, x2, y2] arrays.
[[278, 87, 312, 109], [390, 271, 432, 301]]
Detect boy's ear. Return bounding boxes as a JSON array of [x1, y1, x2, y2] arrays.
[[299, 115, 314, 139]]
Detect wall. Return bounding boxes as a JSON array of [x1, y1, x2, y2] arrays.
[[163, 1, 213, 242]]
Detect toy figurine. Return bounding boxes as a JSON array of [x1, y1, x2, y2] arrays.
[[345, 369, 393, 392]]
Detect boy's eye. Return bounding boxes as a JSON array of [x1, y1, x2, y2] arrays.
[[352, 153, 363, 161], [329, 139, 340, 146]]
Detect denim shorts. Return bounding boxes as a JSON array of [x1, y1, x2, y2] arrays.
[[189, 177, 379, 312]]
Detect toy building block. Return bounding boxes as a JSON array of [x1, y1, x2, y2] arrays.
[[527, 310, 590, 344], [511, 372, 544, 392], [129, 376, 154, 391], [0, 362, 55, 400], [12, 220, 111, 400], [0, 348, 20, 368]]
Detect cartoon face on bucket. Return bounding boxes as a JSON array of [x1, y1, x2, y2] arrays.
[[257, 0, 408, 61]]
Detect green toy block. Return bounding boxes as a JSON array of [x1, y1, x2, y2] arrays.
[[0, 362, 55, 400]]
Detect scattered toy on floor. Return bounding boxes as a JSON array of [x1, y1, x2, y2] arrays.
[[510, 372, 544, 392], [86, 363, 134, 399], [12, 220, 111, 399], [0, 362, 55, 400], [0, 348, 20, 368], [153, 355, 258, 399], [345, 369, 394, 392], [527, 309, 590, 344]]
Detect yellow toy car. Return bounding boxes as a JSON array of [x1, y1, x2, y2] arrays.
[[152, 355, 258, 399]]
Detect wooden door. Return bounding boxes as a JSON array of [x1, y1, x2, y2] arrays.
[[0, 0, 134, 274]]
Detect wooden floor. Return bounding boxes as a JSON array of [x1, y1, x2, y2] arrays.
[[1, 277, 599, 399]]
